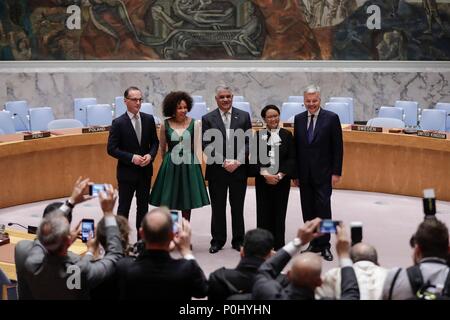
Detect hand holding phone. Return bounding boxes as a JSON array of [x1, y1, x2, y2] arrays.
[[170, 211, 181, 234], [350, 221, 363, 245], [89, 184, 106, 197], [319, 220, 341, 233], [81, 218, 95, 243]]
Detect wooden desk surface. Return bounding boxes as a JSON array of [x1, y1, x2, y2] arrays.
[[0, 228, 86, 281], [0, 126, 449, 209]]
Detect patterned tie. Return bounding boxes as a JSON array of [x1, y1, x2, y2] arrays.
[[307, 114, 315, 144], [134, 114, 141, 145]]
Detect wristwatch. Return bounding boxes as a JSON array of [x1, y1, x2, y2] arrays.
[[277, 173, 282, 180], [65, 199, 75, 209], [293, 237, 302, 248]]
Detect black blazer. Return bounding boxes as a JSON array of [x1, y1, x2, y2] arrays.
[[251, 128, 296, 178], [202, 107, 252, 181], [116, 250, 208, 300], [107, 112, 159, 183], [293, 109, 343, 184]]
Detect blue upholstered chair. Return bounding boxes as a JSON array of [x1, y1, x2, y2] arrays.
[[114, 96, 127, 118], [280, 102, 305, 122], [419, 109, 446, 131], [74, 98, 97, 126], [86, 104, 113, 126], [324, 102, 352, 124], [233, 96, 245, 103], [394, 100, 419, 127], [367, 117, 405, 129], [192, 95, 204, 103], [233, 101, 252, 116], [434, 102, 450, 132], [0, 110, 16, 134], [329, 97, 354, 124], [47, 119, 84, 130], [188, 102, 208, 120], [29, 107, 55, 131], [5, 100, 29, 131], [378, 106, 404, 121]]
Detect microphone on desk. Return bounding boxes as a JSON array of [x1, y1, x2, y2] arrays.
[[7, 222, 37, 234], [12, 112, 31, 132]]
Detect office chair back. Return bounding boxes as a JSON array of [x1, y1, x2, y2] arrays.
[[434, 102, 450, 131], [5, 100, 29, 131], [394, 100, 419, 127], [280, 102, 305, 121], [324, 102, 352, 124], [0, 110, 16, 134], [329, 97, 354, 123], [192, 95, 204, 103], [367, 117, 405, 129], [114, 96, 127, 118], [287, 96, 304, 103], [29, 107, 55, 131], [48, 119, 84, 130], [233, 96, 245, 103], [378, 106, 404, 121], [74, 98, 97, 126], [419, 109, 446, 131], [86, 104, 113, 126], [233, 101, 251, 116], [187, 102, 208, 120]]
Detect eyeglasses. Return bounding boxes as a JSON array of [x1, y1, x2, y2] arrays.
[[127, 98, 143, 103]]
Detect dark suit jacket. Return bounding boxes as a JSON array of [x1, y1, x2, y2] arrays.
[[116, 250, 208, 300], [251, 128, 296, 177], [107, 112, 159, 183], [202, 107, 252, 181], [15, 225, 123, 300], [293, 109, 343, 184], [252, 248, 360, 300]]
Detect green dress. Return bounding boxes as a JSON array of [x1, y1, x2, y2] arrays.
[[149, 119, 210, 210]]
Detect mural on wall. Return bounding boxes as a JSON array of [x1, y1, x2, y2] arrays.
[[0, 0, 449, 61]]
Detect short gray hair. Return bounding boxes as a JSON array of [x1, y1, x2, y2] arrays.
[[215, 85, 233, 96], [37, 211, 70, 253], [304, 84, 321, 95], [350, 243, 379, 264]]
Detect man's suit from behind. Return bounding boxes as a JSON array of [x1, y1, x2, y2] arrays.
[[202, 107, 252, 248], [252, 248, 359, 300], [14, 223, 123, 299], [294, 109, 343, 249], [107, 112, 159, 230], [116, 250, 208, 300]]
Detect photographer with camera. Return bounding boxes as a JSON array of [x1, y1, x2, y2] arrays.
[[15, 184, 123, 300], [252, 218, 360, 300], [116, 207, 208, 300], [382, 217, 450, 300]]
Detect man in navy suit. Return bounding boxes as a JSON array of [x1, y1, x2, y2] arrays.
[[107, 86, 159, 234], [202, 86, 252, 254], [294, 85, 343, 261]]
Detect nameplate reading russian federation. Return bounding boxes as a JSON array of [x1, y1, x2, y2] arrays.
[[82, 126, 110, 134], [417, 131, 447, 139], [23, 131, 51, 140], [351, 125, 382, 133]]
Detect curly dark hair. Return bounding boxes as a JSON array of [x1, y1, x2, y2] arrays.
[[162, 91, 193, 117]]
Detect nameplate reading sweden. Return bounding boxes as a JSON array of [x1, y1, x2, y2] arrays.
[[351, 125, 382, 132]]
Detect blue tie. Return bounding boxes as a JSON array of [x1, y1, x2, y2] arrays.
[[307, 114, 315, 144]]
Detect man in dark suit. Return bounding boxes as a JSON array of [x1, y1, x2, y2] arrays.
[[116, 207, 208, 300], [208, 228, 277, 300], [294, 84, 343, 261], [202, 86, 252, 254], [107, 86, 159, 233], [15, 185, 123, 300], [252, 218, 360, 300]]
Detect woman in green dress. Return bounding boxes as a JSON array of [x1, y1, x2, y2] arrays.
[[149, 91, 210, 221]]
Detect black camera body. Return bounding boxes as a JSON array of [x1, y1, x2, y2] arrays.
[[422, 189, 436, 217]]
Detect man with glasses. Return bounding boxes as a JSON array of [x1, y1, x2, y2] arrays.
[[107, 86, 159, 236]]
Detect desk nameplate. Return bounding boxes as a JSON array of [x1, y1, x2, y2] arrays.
[[351, 125, 382, 133], [82, 126, 111, 134], [23, 131, 51, 140], [417, 130, 447, 139]]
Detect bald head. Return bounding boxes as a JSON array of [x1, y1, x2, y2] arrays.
[[350, 243, 378, 264], [141, 208, 173, 245], [288, 253, 322, 290]]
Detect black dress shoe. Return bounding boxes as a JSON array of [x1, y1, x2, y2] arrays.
[[209, 245, 221, 254], [231, 243, 242, 252], [321, 248, 333, 261], [301, 244, 322, 253]]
